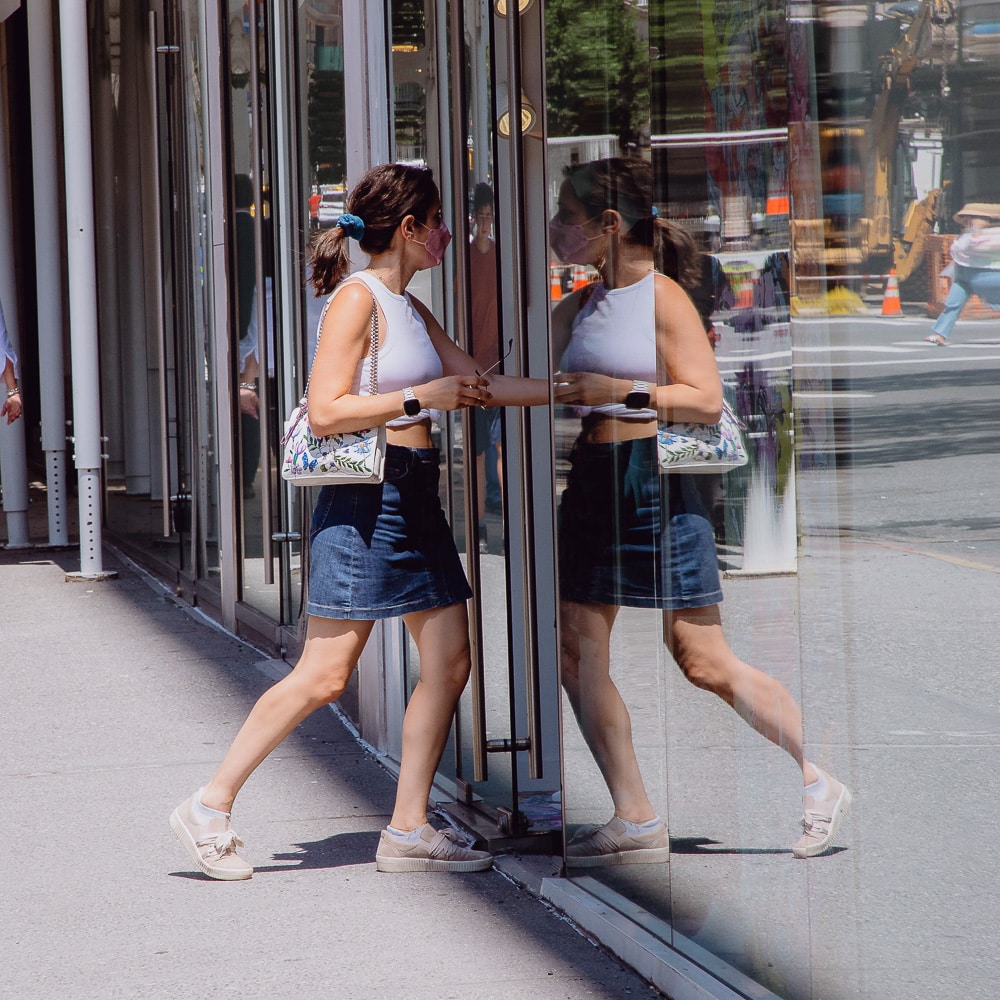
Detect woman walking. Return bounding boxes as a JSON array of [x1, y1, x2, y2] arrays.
[[171, 163, 545, 879]]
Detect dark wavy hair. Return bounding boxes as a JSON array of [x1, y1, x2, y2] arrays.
[[562, 157, 701, 291], [308, 163, 440, 296]]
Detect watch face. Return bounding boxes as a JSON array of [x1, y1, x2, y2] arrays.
[[625, 391, 651, 410], [403, 396, 421, 417]]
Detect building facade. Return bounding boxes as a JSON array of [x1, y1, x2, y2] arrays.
[[2, 2, 999, 997]]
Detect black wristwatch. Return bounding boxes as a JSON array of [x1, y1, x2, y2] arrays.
[[402, 386, 421, 417], [624, 379, 651, 410]]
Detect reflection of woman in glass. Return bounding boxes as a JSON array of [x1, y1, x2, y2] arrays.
[[551, 158, 850, 864], [171, 164, 547, 879]]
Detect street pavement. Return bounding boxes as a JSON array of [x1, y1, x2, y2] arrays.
[[0, 546, 661, 1000]]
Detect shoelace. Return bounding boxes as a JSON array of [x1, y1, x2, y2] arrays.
[[196, 829, 246, 858], [801, 811, 833, 834], [570, 823, 620, 855], [430, 827, 477, 859]]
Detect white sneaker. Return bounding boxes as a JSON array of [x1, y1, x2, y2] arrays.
[[169, 792, 253, 880], [566, 817, 670, 868], [792, 767, 852, 858], [375, 824, 494, 873]]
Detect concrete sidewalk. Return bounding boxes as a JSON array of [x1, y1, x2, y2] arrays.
[[0, 547, 660, 1000]]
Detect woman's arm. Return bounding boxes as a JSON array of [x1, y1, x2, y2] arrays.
[[412, 295, 550, 408], [654, 274, 722, 423], [308, 285, 489, 436], [307, 283, 411, 436], [551, 278, 721, 420]]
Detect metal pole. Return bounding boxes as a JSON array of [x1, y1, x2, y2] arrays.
[[26, 0, 69, 546], [57, 0, 113, 579], [0, 66, 30, 549]]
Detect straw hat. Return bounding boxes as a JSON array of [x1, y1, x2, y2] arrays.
[[953, 202, 1000, 223]]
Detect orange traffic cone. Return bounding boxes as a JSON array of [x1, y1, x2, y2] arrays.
[[882, 269, 902, 316], [550, 266, 562, 301], [572, 266, 589, 292]]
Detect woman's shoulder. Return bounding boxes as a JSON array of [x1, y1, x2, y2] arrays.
[[330, 276, 376, 307], [653, 271, 685, 295]]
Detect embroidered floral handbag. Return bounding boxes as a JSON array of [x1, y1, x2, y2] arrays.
[[281, 294, 386, 486], [657, 398, 748, 474]]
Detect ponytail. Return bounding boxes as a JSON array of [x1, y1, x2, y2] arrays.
[[308, 224, 353, 296]]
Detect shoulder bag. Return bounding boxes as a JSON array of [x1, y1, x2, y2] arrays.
[[657, 396, 748, 474], [280, 291, 386, 485]]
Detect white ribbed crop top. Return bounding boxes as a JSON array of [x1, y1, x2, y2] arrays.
[[559, 272, 658, 420], [327, 269, 443, 428]]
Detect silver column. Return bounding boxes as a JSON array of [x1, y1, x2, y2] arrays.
[[57, 0, 108, 577], [26, 0, 69, 546]]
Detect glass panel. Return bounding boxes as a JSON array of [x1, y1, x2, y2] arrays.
[[654, 4, 804, 989], [452, 0, 522, 826], [550, 1, 1000, 997], [389, 0, 463, 784], [227, 0, 281, 616], [176, 0, 221, 587], [787, 5, 1000, 998], [101, 4, 214, 586], [295, 1, 351, 623], [544, 0, 671, 910]]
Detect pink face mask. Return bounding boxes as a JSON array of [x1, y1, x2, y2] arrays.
[[548, 216, 603, 265], [412, 221, 453, 268]]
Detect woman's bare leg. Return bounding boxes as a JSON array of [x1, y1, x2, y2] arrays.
[[389, 602, 473, 831], [200, 615, 375, 813], [560, 600, 658, 823], [664, 605, 818, 785]]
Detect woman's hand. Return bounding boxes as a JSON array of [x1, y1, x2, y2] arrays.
[[238, 386, 259, 418], [417, 374, 492, 412], [2, 389, 21, 424], [553, 371, 621, 407]]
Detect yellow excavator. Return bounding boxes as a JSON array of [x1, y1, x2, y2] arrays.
[[790, 0, 953, 310]]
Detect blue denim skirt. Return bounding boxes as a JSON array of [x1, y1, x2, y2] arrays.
[[307, 445, 473, 620], [557, 435, 723, 610]]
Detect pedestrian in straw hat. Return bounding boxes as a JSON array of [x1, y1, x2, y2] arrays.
[[925, 202, 1000, 346]]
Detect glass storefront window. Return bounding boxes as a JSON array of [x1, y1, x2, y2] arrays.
[[545, 1, 1000, 998]]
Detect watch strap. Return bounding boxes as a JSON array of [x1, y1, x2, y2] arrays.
[[625, 379, 651, 409]]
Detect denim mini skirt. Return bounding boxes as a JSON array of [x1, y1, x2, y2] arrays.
[[557, 435, 723, 610], [307, 445, 473, 620]]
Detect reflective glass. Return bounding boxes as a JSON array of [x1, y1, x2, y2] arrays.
[[547, 2, 1000, 998], [99, 2, 217, 587]]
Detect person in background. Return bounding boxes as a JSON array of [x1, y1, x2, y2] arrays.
[[925, 202, 1000, 346], [234, 174, 262, 498], [1, 295, 22, 425], [551, 157, 851, 865], [468, 182, 504, 549], [309, 187, 321, 231], [170, 163, 548, 880]]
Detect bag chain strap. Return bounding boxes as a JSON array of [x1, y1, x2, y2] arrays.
[[283, 287, 379, 443], [303, 289, 379, 401]]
